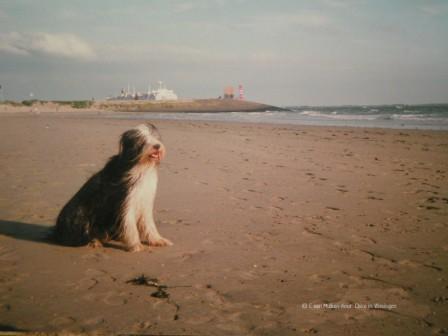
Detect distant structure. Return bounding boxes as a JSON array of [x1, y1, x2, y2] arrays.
[[109, 81, 178, 101], [238, 84, 245, 100], [151, 81, 178, 101], [223, 86, 234, 99]]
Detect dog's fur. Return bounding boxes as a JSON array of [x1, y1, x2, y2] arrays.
[[54, 123, 172, 252]]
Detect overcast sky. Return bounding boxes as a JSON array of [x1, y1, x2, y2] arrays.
[[0, 0, 447, 105]]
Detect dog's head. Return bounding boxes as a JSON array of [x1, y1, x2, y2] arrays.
[[119, 123, 166, 165]]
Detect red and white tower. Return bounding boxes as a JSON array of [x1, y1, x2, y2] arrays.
[[238, 84, 245, 100]]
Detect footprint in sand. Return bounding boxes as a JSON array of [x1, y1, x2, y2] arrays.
[[350, 249, 398, 268], [82, 252, 110, 261], [0, 246, 20, 263], [50, 316, 76, 327], [81, 292, 100, 302], [237, 269, 259, 281], [230, 196, 248, 203], [85, 268, 107, 277], [103, 291, 129, 306], [77, 270, 118, 298], [336, 184, 348, 193], [308, 274, 331, 283], [200, 239, 215, 246], [131, 321, 153, 331], [367, 195, 384, 200], [302, 227, 324, 237], [351, 234, 377, 245], [183, 311, 215, 325], [399, 259, 443, 272], [83, 316, 105, 327], [178, 249, 205, 262], [75, 278, 99, 291], [0, 303, 12, 312], [347, 274, 413, 293]]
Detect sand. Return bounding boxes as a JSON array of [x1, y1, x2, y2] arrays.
[[0, 114, 447, 335]]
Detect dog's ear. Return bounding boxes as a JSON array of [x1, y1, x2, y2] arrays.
[[119, 129, 144, 161]]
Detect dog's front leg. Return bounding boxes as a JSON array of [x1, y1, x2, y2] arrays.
[[142, 208, 172, 247], [122, 206, 145, 252]]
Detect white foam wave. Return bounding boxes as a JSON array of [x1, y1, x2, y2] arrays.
[[392, 113, 447, 122], [299, 110, 379, 121]]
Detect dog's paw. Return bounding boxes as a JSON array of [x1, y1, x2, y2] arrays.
[[149, 237, 173, 247], [127, 243, 146, 252], [88, 239, 103, 248]]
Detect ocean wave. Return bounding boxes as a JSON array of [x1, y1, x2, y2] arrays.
[[392, 113, 448, 122], [296, 110, 448, 123], [299, 110, 380, 121]]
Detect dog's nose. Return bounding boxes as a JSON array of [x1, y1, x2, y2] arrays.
[[153, 144, 161, 150]]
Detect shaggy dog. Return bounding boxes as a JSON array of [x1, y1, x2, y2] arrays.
[[54, 123, 172, 252]]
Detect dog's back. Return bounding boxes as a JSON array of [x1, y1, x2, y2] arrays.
[[54, 156, 127, 246], [55, 172, 102, 246]]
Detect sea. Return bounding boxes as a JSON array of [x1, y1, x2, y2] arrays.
[[104, 104, 448, 131]]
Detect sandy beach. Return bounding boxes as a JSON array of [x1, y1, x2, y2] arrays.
[[0, 114, 447, 335]]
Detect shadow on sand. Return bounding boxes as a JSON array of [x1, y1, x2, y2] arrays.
[[0, 220, 127, 251], [0, 220, 53, 244]]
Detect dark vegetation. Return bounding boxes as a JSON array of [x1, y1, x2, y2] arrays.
[[1, 99, 93, 109]]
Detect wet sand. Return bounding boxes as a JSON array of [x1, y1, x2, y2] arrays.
[[0, 114, 447, 335]]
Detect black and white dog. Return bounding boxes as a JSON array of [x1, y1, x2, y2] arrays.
[[54, 123, 172, 252]]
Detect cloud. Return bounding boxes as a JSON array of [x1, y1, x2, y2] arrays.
[[322, 0, 351, 8], [100, 43, 239, 65], [0, 32, 97, 61], [173, 2, 196, 13], [248, 51, 298, 65], [172, 0, 240, 13], [282, 13, 330, 27], [421, 3, 448, 16], [238, 11, 331, 33], [0, 32, 29, 56], [100, 41, 298, 70], [324, 0, 346, 7]]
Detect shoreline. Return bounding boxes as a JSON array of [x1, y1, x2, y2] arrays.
[[1, 110, 447, 132], [2, 101, 447, 131]]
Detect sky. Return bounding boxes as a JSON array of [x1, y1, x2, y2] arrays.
[[0, 0, 447, 106]]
